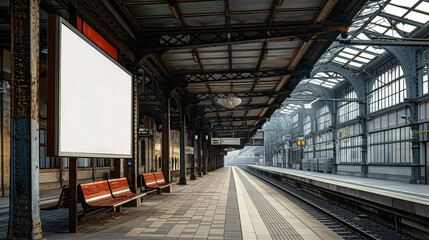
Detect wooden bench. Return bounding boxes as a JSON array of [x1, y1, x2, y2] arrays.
[[154, 172, 177, 187], [108, 177, 147, 200], [79, 179, 145, 214], [140, 172, 177, 193], [40, 185, 70, 210]]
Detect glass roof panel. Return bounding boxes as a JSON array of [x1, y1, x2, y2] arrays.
[[396, 23, 417, 32], [390, 0, 420, 8], [405, 11, 429, 23], [384, 4, 408, 17], [312, 0, 429, 74], [416, 1, 429, 12]]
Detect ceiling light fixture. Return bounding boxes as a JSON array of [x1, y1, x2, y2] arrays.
[[217, 96, 242, 109]]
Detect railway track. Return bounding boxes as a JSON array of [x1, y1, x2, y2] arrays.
[[241, 166, 380, 240]]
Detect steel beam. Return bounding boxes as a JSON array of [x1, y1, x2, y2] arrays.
[[338, 39, 429, 47], [180, 69, 308, 83], [136, 23, 349, 50], [194, 91, 290, 100], [8, 0, 43, 239]]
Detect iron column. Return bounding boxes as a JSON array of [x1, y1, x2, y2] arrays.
[[8, 0, 43, 238]]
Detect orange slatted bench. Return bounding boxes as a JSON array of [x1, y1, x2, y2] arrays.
[[154, 172, 177, 187], [79, 179, 140, 212], [140, 173, 172, 193], [40, 185, 70, 210], [108, 177, 147, 200]]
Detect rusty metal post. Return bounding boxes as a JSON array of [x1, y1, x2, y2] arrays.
[[8, 0, 43, 238], [202, 135, 207, 175], [69, 157, 78, 233], [179, 113, 186, 185], [197, 132, 202, 177], [127, 72, 138, 192], [190, 128, 196, 180], [114, 159, 121, 178], [161, 89, 170, 186]]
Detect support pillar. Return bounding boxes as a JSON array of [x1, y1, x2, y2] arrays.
[[359, 102, 368, 178], [8, 0, 43, 238], [162, 91, 170, 189], [190, 130, 196, 180], [114, 159, 121, 178], [179, 115, 186, 184], [202, 135, 207, 175], [128, 71, 138, 192], [69, 158, 78, 233], [411, 123, 421, 183], [197, 132, 202, 177]]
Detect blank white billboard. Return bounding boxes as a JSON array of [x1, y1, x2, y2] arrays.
[[57, 20, 132, 158]]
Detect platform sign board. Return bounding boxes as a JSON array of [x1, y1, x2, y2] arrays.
[[48, 17, 132, 158], [211, 138, 240, 145], [211, 138, 221, 145]]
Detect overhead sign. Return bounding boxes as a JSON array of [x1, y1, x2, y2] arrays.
[[211, 138, 241, 145]]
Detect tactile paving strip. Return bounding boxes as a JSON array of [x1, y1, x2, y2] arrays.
[[236, 170, 304, 240]]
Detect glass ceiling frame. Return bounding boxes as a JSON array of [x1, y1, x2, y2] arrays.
[[267, 0, 429, 121], [319, 0, 429, 72]]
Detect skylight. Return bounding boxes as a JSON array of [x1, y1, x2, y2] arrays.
[[279, 103, 302, 114], [313, 0, 429, 73], [300, 72, 345, 89]]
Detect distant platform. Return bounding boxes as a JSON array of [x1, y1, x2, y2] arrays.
[[248, 165, 429, 219]]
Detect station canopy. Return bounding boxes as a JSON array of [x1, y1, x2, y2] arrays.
[[0, 0, 371, 146]]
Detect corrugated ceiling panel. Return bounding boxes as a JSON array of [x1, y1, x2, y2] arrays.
[[232, 42, 263, 50], [267, 41, 301, 48], [126, 3, 171, 16], [232, 50, 261, 57], [247, 109, 264, 116], [199, 51, 229, 59], [178, 1, 224, 15], [168, 59, 196, 66], [229, 0, 272, 11], [204, 65, 231, 71], [273, 11, 317, 23], [184, 16, 226, 27], [232, 64, 257, 69], [171, 65, 200, 71], [230, 13, 270, 25], [278, 0, 323, 9], [163, 53, 193, 60], [136, 18, 180, 28]]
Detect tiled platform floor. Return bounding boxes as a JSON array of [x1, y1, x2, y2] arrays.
[[0, 167, 342, 239]]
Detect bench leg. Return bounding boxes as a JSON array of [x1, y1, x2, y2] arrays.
[[113, 207, 121, 213]]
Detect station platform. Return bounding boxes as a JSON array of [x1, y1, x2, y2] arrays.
[[0, 167, 341, 239], [248, 165, 429, 219]]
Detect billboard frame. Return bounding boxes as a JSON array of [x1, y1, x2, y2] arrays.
[[48, 16, 133, 158]]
